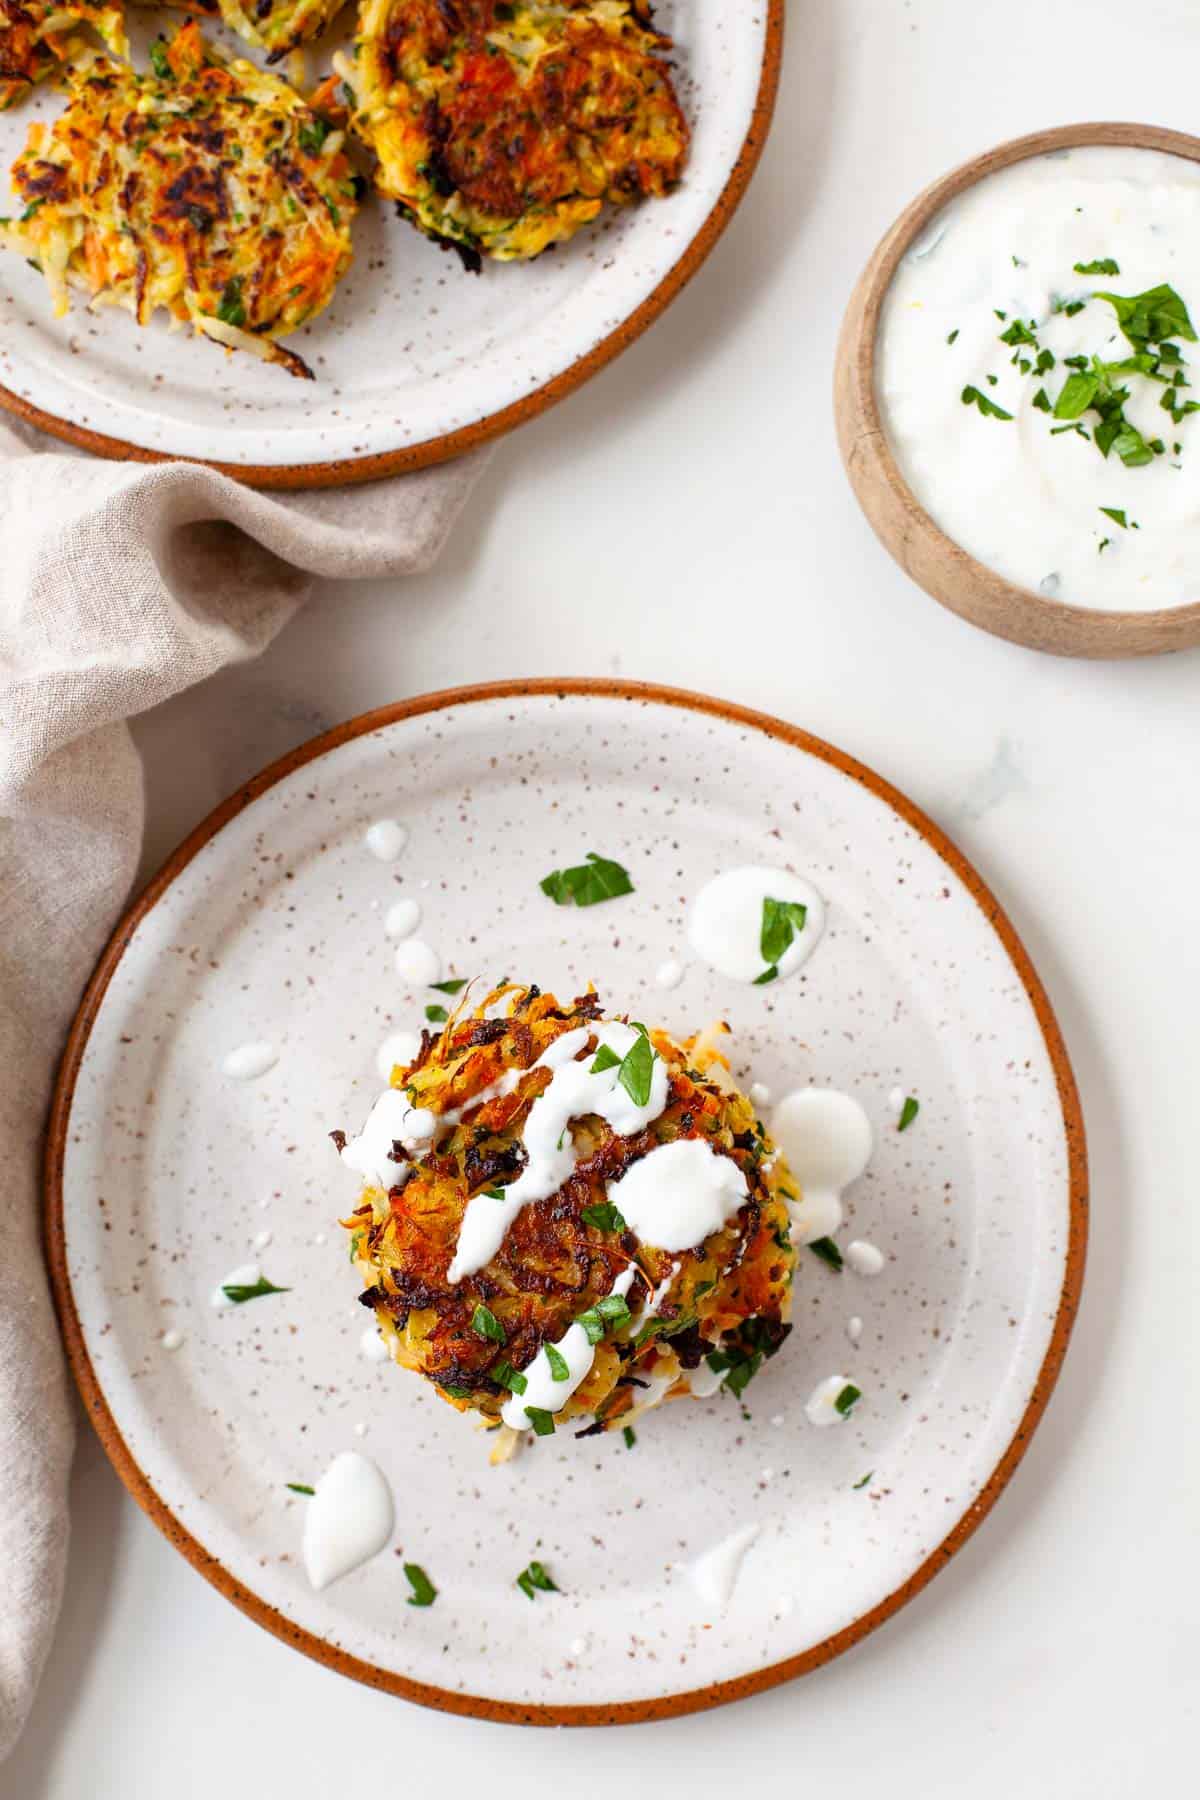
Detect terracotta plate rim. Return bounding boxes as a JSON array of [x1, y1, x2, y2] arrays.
[[0, 6, 783, 492], [44, 677, 1089, 1725]]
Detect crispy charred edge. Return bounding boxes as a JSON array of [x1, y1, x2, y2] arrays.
[[340, 982, 790, 1418]]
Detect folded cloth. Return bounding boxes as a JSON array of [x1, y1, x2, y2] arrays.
[[0, 415, 488, 1759]]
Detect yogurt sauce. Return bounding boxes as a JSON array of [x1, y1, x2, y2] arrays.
[[688, 1523, 760, 1611], [688, 867, 825, 984], [608, 1138, 748, 1252], [769, 1088, 873, 1244], [805, 1374, 856, 1428], [364, 820, 407, 861], [501, 1270, 636, 1431], [221, 1041, 278, 1081], [447, 1023, 669, 1281], [210, 1261, 261, 1308], [384, 897, 421, 939], [879, 146, 1200, 611], [302, 1451, 394, 1590], [393, 939, 442, 985]]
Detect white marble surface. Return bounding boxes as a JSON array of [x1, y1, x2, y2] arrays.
[[11, 0, 1198, 1793]]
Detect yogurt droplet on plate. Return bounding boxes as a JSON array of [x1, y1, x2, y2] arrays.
[[161, 1328, 184, 1351], [221, 1042, 278, 1081], [364, 820, 407, 862], [749, 1081, 771, 1108], [393, 939, 441, 986], [805, 1375, 856, 1427], [253, 1229, 273, 1251], [689, 1523, 760, 1611], [654, 957, 684, 989], [688, 867, 825, 983], [384, 897, 421, 940], [847, 1315, 864, 1343], [360, 1325, 390, 1363], [302, 1451, 395, 1590], [845, 1239, 885, 1277], [770, 1088, 873, 1244], [210, 1262, 260, 1309], [376, 1029, 422, 1081]]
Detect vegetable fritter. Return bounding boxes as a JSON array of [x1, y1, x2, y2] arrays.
[[340, 0, 689, 264], [0, 0, 125, 111], [0, 23, 359, 378], [336, 985, 796, 1458], [153, 0, 351, 61]]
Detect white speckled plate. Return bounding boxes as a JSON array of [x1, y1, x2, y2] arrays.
[[0, 6, 780, 485], [47, 681, 1087, 1723]]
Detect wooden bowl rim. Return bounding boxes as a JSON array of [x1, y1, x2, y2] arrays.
[[847, 120, 1200, 652], [43, 677, 1089, 1726], [0, 2, 783, 491]]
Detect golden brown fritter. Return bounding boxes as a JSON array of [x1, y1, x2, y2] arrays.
[[0, 24, 360, 378], [337, 984, 796, 1448], [340, 0, 689, 263], [146, 0, 351, 61], [0, 0, 125, 111]]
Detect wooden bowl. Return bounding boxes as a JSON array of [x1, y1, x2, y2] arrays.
[[834, 122, 1200, 658]]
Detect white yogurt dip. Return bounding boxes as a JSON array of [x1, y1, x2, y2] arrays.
[[879, 146, 1200, 611], [688, 867, 825, 984]]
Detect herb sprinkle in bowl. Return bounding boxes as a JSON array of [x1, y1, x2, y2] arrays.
[[835, 121, 1200, 657]]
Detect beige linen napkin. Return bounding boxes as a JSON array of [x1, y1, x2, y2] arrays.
[[0, 415, 487, 1759]]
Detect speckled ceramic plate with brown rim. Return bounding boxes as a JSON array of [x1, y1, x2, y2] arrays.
[[46, 679, 1087, 1723], [0, 4, 780, 489]]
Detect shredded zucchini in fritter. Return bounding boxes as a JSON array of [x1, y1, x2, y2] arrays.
[[0, 0, 125, 111], [338, 984, 796, 1449], [337, 0, 688, 263], [0, 23, 359, 377]]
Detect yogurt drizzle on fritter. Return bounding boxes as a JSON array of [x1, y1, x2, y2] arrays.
[[335, 984, 797, 1440]]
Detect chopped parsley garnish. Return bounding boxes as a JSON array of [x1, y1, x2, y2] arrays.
[[592, 1025, 656, 1105], [1095, 281, 1197, 350], [425, 1004, 448, 1023], [470, 1304, 506, 1345], [215, 276, 246, 328], [808, 1236, 844, 1271], [348, 1230, 363, 1262], [442, 1384, 472, 1399], [544, 1344, 571, 1382], [759, 897, 808, 977], [220, 1275, 289, 1304], [483, 1185, 507, 1200], [149, 39, 173, 80], [1032, 387, 1052, 412], [539, 852, 634, 908], [403, 1563, 437, 1607], [961, 385, 1013, 420], [286, 1482, 314, 1495], [580, 1201, 627, 1233], [1098, 537, 1111, 554], [946, 328, 959, 344], [1099, 506, 1129, 528], [897, 1095, 919, 1132], [524, 1406, 556, 1436], [430, 977, 468, 994], [1074, 257, 1120, 276], [516, 1559, 558, 1599], [834, 1383, 862, 1417], [297, 117, 331, 156], [595, 1293, 632, 1324], [616, 1026, 655, 1106], [490, 1360, 527, 1394], [752, 964, 779, 986], [622, 1425, 637, 1449], [852, 1471, 873, 1490], [998, 318, 1038, 347]]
